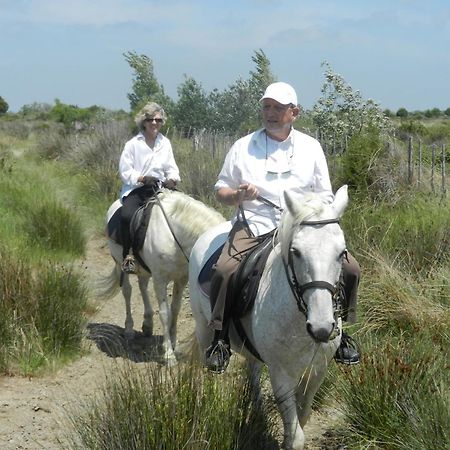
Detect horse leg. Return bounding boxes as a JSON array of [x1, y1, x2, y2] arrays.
[[168, 277, 187, 352], [121, 273, 135, 339], [246, 359, 264, 406], [153, 278, 177, 365], [269, 367, 305, 450], [138, 274, 153, 337], [296, 367, 327, 427]]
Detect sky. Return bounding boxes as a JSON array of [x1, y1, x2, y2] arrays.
[[1, 0, 449, 113]]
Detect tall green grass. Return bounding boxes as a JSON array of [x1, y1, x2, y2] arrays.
[[0, 246, 88, 374], [68, 361, 278, 450], [336, 333, 449, 449], [0, 139, 89, 375]]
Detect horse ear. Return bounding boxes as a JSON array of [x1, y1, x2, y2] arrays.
[[332, 185, 349, 217], [284, 190, 300, 216]]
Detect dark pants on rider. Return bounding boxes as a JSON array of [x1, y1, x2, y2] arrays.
[[208, 220, 360, 338], [120, 184, 157, 260]]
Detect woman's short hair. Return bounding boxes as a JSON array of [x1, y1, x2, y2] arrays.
[[135, 102, 166, 129]]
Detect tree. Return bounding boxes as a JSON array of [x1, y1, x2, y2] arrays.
[[312, 62, 392, 150], [123, 51, 171, 112], [173, 76, 211, 135], [249, 49, 276, 100], [0, 96, 8, 115], [396, 108, 408, 118], [207, 49, 277, 133]]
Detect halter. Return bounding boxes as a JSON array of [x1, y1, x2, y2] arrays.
[[282, 218, 344, 319]]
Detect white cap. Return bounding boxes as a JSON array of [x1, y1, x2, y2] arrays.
[[260, 82, 298, 106]]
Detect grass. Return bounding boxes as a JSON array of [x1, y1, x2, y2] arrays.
[[0, 246, 88, 375], [336, 333, 449, 449], [68, 360, 278, 450], [0, 120, 448, 447]]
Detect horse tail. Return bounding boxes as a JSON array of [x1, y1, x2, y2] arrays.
[[94, 264, 121, 299]]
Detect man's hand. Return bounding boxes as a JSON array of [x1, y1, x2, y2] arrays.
[[237, 183, 259, 201]]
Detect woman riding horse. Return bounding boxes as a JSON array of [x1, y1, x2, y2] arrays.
[[119, 101, 180, 275]]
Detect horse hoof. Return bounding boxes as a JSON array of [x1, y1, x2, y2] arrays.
[[124, 329, 135, 340], [165, 353, 178, 367], [142, 325, 153, 337]]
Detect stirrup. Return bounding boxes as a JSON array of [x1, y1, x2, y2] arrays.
[[122, 255, 137, 274], [205, 340, 231, 374], [334, 331, 360, 365]]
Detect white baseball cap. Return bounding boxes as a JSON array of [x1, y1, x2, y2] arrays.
[[260, 82, 298, 106]]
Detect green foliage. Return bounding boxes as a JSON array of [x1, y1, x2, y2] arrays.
[[19, 102, 52, 119], [123, 51, 172, 113], [337, 334, 449, 449], [173, 76, 211, 134], [344, 193, 449, 274], [23, 199, 86, 256], [49, 99, 106, 129], [337, 129, 384, 194], [0, 246, 88, 374], [69, 361, 276, 450], [396, 107, 408, 118], [0, 95, 9, 114], [312, 62, 392, 150]]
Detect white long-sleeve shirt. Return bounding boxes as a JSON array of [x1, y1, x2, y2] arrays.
[[119, 132, 180, 199], [215, 128, 333, 236]]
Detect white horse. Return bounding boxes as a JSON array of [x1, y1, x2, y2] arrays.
[[103, 189, 224, 365], [189, 185, 349, 450]]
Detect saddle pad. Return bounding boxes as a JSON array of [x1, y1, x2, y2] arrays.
[[107, 207, 123, 244]]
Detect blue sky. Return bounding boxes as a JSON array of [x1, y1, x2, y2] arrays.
[[1, 0, 449, 113]]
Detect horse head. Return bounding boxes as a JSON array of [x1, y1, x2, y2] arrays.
[[280, 185, 349, 343]]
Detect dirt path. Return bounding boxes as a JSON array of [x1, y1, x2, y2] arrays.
[[0, 236, 342, 450]]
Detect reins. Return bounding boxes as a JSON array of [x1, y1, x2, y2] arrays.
[[154, 191, 190, 263]]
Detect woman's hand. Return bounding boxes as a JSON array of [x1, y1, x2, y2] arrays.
[[139, 175, 158, 185]]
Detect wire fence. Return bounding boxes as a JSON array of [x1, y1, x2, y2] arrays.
[[166, 127, 447, 197]]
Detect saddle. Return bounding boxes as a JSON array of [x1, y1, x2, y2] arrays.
[[107, 196, 158, 273], [198, 231, 275, 319]]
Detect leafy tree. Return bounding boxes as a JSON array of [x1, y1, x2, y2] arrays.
[[19, 102, 52, 119], [396, 107, 408, 118], [207, 49, 276, 133], [0, 96, 8, 115], [424, 107, 442, 118], [208, 78, 255, 133], [123, 51, 171, 113], [312, 62, 392, 151], [248, 49, 276, 101], [444, 107, 450, 117], [173, 76, 210, 135]]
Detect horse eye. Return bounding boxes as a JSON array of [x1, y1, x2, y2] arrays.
[[290, 248, 301, 258]]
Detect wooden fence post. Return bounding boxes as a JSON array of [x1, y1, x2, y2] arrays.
[[418, 139, 422, 186], [431, 144, 436, 193], [442, 144, 446, 197], [408, 136, 413, 184]]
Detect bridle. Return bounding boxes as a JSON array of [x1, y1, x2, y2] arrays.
[[282, 218, 344, 321], [255, 194, 344, 319]]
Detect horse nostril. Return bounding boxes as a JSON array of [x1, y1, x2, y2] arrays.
[[306, 321, 336, 343], [306, 322, 314, 339]]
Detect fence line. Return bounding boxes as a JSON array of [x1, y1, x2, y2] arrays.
[[167, 127, 447, 196]]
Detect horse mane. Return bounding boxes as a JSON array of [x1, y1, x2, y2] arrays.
[[277, 192, 333, 259], [160, 189, 225, 238]]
